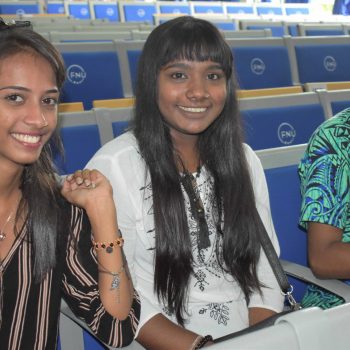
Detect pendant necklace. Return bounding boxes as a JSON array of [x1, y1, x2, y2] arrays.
[[0, 211, 14, 242]]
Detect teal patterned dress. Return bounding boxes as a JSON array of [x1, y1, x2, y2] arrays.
[[298, 108, 350, 309]]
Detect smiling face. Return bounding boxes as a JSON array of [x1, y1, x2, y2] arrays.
[[0, 51, 59, 170], [157, 59, 227, 146]]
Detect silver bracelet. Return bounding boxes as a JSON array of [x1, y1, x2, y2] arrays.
[[98, 263, 125, 303]]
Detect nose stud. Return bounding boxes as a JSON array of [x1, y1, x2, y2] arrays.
[[41, 113, 48, 127]]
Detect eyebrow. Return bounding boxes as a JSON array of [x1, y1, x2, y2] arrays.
[[163, 62, 224, 70], [0, 85, 59, 94]]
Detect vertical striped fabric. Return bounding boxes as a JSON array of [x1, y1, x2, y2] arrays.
[[0, 204, 140, 349]]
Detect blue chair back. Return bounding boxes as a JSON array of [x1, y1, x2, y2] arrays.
[[288, 37, 350, 85], [239, 92, 328, 150], [256, 5, 283, 16], [121, 3, 156, 23], [57, 43, 124, 109], [323, 90, 350, 116], [93, 3, 120, 21], [158, 4, 190, 14], [227, 38, 293, 89], [54, 111, 102, 174], [47, 1, 65, 14], [0, 2, 40, 14], [285, 6, 310, 15], [67, 2, 91, 19], [257, 144, 308, 302], [225, 4, 255, 14]]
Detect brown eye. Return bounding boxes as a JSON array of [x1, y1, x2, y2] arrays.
[[207, 73, 222, 80], [42, 97, 58, 106], [171, 72, 186, 79], [5, 94, 23, 103]]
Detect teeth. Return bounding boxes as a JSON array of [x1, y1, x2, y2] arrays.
[[12, 133, 41, 144], [178, 106, 207, 113]]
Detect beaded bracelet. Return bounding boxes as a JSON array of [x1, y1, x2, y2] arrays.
[[92, 230, 124, 253], [193, 335, 213, 349], [190, 335, 202, 350]]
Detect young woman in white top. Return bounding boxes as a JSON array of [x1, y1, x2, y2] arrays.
[[87, 16, 284, 349]]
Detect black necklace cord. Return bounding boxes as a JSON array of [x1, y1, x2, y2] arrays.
[[180, 171, 211, 250]]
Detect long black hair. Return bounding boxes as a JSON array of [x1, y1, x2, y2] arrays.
[[0, 21, 66, 282], [134, 16, 264, 326]]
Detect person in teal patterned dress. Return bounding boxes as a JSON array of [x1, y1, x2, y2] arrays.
[[298, 107, 350, 309]]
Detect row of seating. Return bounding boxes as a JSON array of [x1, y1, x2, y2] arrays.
[[37, 26, 277, 44], [0, 0, 316, 22], [14, 12, 350, 39], [45, 35, 350, 109], [55, 88, 350, 175], [10, 9, 350, 38], [33, 20, 350, 44]]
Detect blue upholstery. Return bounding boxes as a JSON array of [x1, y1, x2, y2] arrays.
[[67, 2, 91, 19], [82, 333, 106, 349], [192, 4, 224, 14], [285, 7, 310, 15], [0, 3, 40, 14], [256, 6, 283, 16], [295, 44, 350, 83], [225, 5, 255, 14], [232, 46, 293, 89], [93, 3, 119, 21], [287, 24, 299, 36], [331, 101, 350, 116], [60, 51, 123, 110], [122, 4, 156, 23], [112, 121, 130, 138], [264, 164, 307, 302], [158, 4, 190, 14], [305, 29, 344, 36], [213, 21, 236, 31], [241, 104, 325, 150], [245, 25, 285, 37], [54, 124, 101, 174], [47, 2, 65, 14], [127, 50, 142, 94]]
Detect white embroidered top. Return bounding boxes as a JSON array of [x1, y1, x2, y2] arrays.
[[87, 132, 284, 339]]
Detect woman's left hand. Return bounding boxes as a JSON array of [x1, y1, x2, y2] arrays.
[[61, 169, 113, 210]]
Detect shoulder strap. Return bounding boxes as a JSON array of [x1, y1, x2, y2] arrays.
[[255, 211, 291, 293]]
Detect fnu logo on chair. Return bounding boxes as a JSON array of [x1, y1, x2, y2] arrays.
[[250, 58, 266, 75], [67, 65, 87, 85], [106, 7, 115, 16], [323, 55, 337, 72], [278, 122, 296, 145], [137, 9, 146, 18]]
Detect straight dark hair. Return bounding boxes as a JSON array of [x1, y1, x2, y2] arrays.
[[0, 23, 66, 282], [134, 16, 265, 326]]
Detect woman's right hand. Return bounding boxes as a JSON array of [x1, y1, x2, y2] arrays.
[[61, 169, 114, 213]]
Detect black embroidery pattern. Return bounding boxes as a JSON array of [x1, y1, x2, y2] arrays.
[[142, 168, 231, 326], [198, 302, 230, 326]]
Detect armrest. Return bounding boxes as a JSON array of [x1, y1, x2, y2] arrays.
[[281, 259, 350, 302]]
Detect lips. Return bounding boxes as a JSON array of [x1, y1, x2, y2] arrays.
[[11, 133, 41, 144], [178, 105, 208, 113]]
